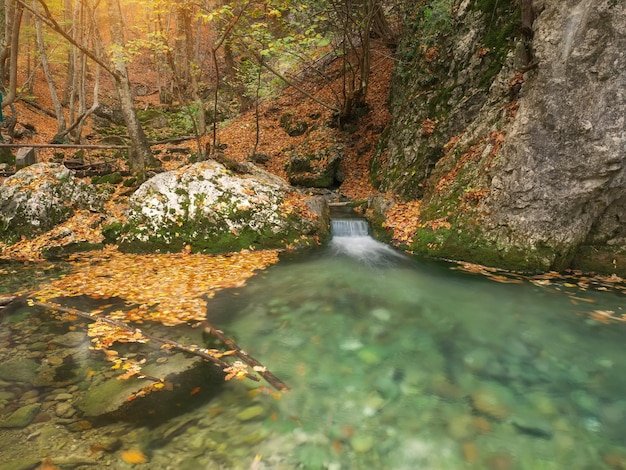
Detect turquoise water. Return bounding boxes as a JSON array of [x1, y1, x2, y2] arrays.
[[1, 229, 625, 469]]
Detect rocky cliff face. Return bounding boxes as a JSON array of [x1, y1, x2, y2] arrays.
[[374, 0, 625, 275]]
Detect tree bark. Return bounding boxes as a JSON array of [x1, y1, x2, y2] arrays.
[[1, 1, 23, 109], [104, 0, 154, 177], [34, 1, 66, 137]]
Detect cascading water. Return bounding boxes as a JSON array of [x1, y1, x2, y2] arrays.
[[329, 216, 405, 264]]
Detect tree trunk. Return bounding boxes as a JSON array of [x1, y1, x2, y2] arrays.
[[34, 2, 67, 138], [104, 0, 154, 177], [1, 1, 22, 109]]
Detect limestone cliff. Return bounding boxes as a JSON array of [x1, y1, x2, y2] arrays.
[[373, 0, 625, 275]]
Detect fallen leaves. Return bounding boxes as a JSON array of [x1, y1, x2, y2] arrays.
[[382, 200, 422, 245], [33, 245, 280, 326]]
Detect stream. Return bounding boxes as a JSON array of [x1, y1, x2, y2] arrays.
[[1, 216, 626, 469]]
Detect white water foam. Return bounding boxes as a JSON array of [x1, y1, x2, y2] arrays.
[[330, 218, 405, 264]]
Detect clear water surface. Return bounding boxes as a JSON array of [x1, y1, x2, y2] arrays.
[[0, 220, 625, 470]]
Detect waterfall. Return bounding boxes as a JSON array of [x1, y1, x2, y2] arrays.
[[329, 217, 404, 264], [330, 219, 369, 237]]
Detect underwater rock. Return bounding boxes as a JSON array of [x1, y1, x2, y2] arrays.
[[0, 403, 41, 428], [470, 387, 510, 421], [446, 413, 477, 441], [0, 358, 39, 384], [236, 405, 266, 422], [511, 413, 553, 439], [350, 433, 375, 453], [78, 353, 205, 418], [49, 331, 87, 348]]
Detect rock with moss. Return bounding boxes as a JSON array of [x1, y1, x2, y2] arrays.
[[0, 163, 104, 244], [280, 112, 309, 137], [119, 160, 328, 253], [286, 144, 344, 188], [374, 0, 626, 275]]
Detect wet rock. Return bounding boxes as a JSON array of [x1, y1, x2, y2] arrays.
[[50, 331, 86, 348], [28, 341, 48, 352], [0, 403, 41, 428], [370, 307, 392, 322], [0, 457, 42, 470], [0, 391, 15, 402], [470, 387, 510, 420], [357, 346, 382, 365], [78, 353, 205, 418], [350, 433, 375, 453], [54, 393, 73, 401], [236, 405, 266, 422], [0, 359, 39, 384], [55, 401, 76, 418], [462, 441, 479, 464], [511, 413, 553, 439], [447, 413, 477, 441], [603, 451, 626, 470]]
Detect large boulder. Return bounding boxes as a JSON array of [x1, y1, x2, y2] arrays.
[[118, 160, 328, 253], [0, 163, 103, 243]]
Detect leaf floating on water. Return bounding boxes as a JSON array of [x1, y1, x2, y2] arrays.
[[120, 449, 148, 464]]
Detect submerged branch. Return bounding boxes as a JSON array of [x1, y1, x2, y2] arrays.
[[203, 321, 290, 392], [27, 300, 286, 387]]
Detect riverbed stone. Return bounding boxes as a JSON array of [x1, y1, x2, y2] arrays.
[[470, 387, 510, 421], [55, 401, 76, 418], [235, 405, 266, 422], [511, 413, 553, 439], [350, 433, 375, 453], [77, 353, 206, 418], [0, 358, 39, 384], [0, 403, 41, 428], [50, 331, 86, 348]]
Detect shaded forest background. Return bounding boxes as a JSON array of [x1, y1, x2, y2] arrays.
[[0, 0, 399, 186]]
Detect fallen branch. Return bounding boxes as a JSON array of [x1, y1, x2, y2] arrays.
[[28, 300, 286, 388], [202, 321, 290, 391], [0, 296, 17, 307]]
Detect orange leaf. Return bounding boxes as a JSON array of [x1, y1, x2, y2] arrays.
[[120, 449, 148, 464]]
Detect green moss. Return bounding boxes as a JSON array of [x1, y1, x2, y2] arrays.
[[0, 147, 14, 165], [42, 242, 104, 260], [95, 172, 124, 185], [123, 177, 138, 187], [102, 222, 123, 244], [571, 245, 626, 277], [472, 0, 521, 89]]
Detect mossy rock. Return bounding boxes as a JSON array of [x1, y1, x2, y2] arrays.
[[95, 172, 124, 185], [119, 161, 326, 253], [280, 112, 309, 137]]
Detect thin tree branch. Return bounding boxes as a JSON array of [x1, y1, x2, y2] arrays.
[[18, 0, 114, 77], [28, 299, 280, 391]]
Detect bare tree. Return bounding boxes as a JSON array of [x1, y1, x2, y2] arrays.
[[33, 0, 66, 139]]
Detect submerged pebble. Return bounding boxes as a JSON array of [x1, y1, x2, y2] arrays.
[[350, 434, 375, 453], [236, 405, 266, 422]]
